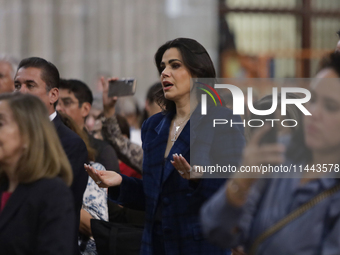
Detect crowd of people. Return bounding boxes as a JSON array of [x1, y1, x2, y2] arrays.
[[0, 32, 340, 255]]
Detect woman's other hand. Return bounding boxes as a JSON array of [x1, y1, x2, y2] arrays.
[[171, 153, 203, 180], [84, 164, 122, 188], [101, 76, 119, 118]]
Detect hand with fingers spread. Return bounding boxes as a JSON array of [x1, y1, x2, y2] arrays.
[[84, 163, 122, 188], [101, 76, 119, 118], [171, 153, 203, 180]]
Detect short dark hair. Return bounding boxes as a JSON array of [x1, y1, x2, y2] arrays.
[[17, 57, 60, 92], [154, 38, 216, 113], [59, 79, 93, 107]]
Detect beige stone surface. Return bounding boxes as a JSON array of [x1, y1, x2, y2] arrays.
[[0, 0, 218, 104]]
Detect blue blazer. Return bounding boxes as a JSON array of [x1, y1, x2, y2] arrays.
[[109, 106, 245, 255]]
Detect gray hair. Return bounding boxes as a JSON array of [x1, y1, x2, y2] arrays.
[[0, 54, 19, 79]]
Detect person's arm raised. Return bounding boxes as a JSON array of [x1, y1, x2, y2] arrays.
[[101, 77, 118, 118]]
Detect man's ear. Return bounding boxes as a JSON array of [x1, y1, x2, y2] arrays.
[[49, 87, 59, 105], [80, 102, 91, 118]]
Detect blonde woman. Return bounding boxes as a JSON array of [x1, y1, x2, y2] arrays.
[[0, 93, 75, 254]]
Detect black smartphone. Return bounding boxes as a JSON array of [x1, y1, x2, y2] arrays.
[[108, 79, 137, 97]]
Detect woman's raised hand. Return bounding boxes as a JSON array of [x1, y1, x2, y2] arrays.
[[84, 164, 122, 188], [101, 76, 119, 118]]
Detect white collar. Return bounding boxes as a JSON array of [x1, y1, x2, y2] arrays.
[[49, 111, 57, 121]]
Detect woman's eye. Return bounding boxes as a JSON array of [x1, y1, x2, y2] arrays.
[[172, 63, 180, 69]]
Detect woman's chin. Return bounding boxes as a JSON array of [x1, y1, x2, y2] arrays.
[[164, 92, 174, 100]]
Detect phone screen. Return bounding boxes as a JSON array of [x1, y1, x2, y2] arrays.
[[108, 79, 136, 97]]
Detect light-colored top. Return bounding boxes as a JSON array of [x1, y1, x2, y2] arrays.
[[82, 162, 108, 221]]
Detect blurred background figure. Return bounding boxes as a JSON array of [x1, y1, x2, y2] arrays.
[[91, 114, 105, 141], [115, 96, 142, 146], [0, 54, 18, 94], [116, 114, 142, 179], [57, 79, 120, 172], [140, 82, 163, 125], [0, 93, 75, 254], [201, 52, 340, 255], [85, 94, 104, 137], [336, 30, 340, 52]]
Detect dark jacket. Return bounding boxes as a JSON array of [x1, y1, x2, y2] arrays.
[[52, 113, 88, 254], [0, 178, 76, 255]]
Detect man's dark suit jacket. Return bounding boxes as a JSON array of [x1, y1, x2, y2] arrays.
[[0, 178, 76, 255], [53, 113, 88, 254]]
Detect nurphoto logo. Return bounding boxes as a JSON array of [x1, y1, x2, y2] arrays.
[[198, 81, 311, 128]]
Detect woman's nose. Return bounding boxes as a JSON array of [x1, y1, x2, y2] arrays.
[[161, 67, 170, 77]]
